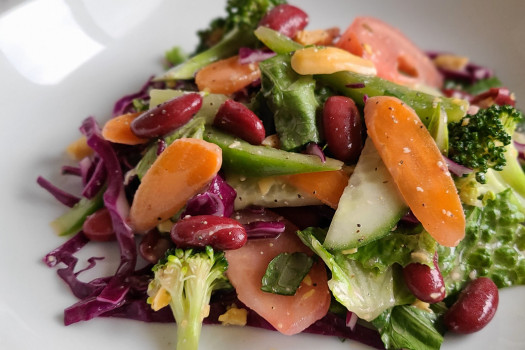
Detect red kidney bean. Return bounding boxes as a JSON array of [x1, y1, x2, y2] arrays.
[[444, 277, 499, 334], [171, 215, 247, 250], [213, 99, 265, 144], [259, 4, 309, 38], [403, 252, 445, 303], [322, 96, 363, 163], [82, 207, 115, 242], [139, 229, 174, 264], [131, 93, 202, 138]]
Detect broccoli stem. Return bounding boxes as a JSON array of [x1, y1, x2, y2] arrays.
[[500, 144, 525, 200], [156, 27, 255, 81]]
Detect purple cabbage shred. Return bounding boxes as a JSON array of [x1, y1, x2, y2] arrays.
[[37, 176, 80, 208]]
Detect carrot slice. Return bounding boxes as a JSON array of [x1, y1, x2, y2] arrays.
[[195, 56, 260, 95], [102, 112, 149, 145], [285, 169, 350, 209], [364, 96, 465, 247], [129, 138, 222, 233]]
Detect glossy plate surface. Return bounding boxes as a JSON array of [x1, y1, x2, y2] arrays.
[[1, 0, 524, 349]]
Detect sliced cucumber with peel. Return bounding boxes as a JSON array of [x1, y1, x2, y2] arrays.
[[323, 139, 408, 250]]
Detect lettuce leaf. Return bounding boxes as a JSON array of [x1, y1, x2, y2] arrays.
[[372, 304, 445, 350], [259, 53, 320, 151], [346, 229, 436, 273], [439, 188, 525, 295], [297, 227, 413, 321]]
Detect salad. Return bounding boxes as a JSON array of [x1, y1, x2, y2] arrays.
[[37, 1, 525, 349]]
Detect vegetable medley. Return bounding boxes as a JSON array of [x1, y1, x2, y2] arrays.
[[38, 1, 525, 350]]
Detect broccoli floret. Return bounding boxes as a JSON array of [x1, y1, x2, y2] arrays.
[[147, 247, 228, 350], [158, 0, 286, 81], [448, 104, 523, 183]]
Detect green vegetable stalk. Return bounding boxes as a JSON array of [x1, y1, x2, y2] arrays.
[[50, 188, 104, 236], [147, 247, 228, 350], [204, 127, 343, 176], [156, 0, 285, 81]]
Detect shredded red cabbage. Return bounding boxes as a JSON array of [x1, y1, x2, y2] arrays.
[[58, 117, 137, 325], [443, 156, 473, 177], [470, 87, 516, 107], [182, 174, 236, 218], [81, 158, 106, 199], [244, 221, 285, 239], [304, 142, 326, 163], [36, 176, 80, 208], [112, 76, 165, 117], [427, 52, 493, 85], [238, 47, 276, 64]]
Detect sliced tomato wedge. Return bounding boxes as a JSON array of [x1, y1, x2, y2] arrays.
[[225, 215, 330, 335], [336, 16, 443, 88]]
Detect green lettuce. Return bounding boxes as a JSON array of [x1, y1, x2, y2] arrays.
[[297, 228, 413, 321], [372, 304, 446, 350], [439, 189, 525, 295], [347, 228, 436, 273], [259, 53, 320, 151]]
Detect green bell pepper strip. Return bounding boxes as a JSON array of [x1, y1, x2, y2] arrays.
[[254, 26, 468, 125], [203, 127, 343, 177]]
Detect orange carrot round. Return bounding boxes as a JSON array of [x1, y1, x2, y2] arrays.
[[129, 138, 222, 233], [102, 112, 148, 145], [286, 169, 349, 209], [364, 96, 465, 247], [195, 56, 260, 95]]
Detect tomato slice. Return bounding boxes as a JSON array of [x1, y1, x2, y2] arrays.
[[225, 215, 330, 335], [336, 17, 443, 88]]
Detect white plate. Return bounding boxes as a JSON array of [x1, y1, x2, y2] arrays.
[[1, 0, 524, 349]]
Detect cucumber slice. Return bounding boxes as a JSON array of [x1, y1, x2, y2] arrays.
[[227, 174, 321, 210], [324, 139, 408, 250]]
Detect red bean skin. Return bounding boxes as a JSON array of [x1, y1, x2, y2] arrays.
[[171, 215, 247, 250], [213, 99, 265, 145], [403, 252, 446, 303], [322, 96, 363, 163], [131, 93, 202, 138], [259, 4, 309, 38], [444, 277, 499, 334], [82, 208, 115, 242], [139, 229, 174, 264]]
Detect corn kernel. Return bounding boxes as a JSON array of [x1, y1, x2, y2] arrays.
[[66, 136, 93, 160]]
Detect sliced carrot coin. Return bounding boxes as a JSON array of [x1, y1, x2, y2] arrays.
[[195, 55, 260, 95], [285, 169, 350, 209], [102, 112, 148, 145], [364, 96, 465, 247], [129, 138, 222, 233]]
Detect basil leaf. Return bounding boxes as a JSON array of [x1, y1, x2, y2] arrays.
[[261, 252, 313, 295]]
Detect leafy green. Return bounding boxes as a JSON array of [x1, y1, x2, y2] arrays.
[[372, 305, 445, 350], [165, 46, 188, 67], [261, 252, 313, 295], [297, 228, 413, 321], [439, 189, 525, 295], [465, 76, 502, 95], [347, 230, 436, 273], [260, 53, 320, 150]]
